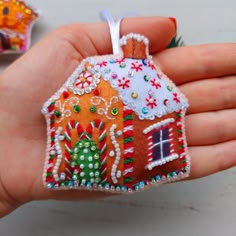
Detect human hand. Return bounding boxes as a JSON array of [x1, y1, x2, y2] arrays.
[[0, 16, 235, 218]]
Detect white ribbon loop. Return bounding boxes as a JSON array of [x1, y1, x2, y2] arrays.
[[100, 9, 122, 55]]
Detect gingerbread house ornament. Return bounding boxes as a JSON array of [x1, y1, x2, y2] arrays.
[[42, 30, 190, 193], [0, 0, 39, 54]]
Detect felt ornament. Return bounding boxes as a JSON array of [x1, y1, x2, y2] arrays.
[[42, 13, 190, 193], [0, 0, 39, 54]]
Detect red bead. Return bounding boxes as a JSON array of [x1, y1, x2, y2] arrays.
[[63, 91, 69, 99], [94, 88, 100, 96]]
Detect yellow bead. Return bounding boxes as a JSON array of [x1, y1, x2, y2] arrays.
[[80, 77, 86, 83], [25, 9, 32, 15], [131, 92, 138, 99]]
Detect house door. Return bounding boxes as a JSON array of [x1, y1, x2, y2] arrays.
[[0, 32, 10, 50]]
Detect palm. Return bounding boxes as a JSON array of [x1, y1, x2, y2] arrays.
[[0, 17, 235, 217]]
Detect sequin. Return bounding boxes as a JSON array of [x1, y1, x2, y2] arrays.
[[111, 107, 119, 116], [120, 62, 126, 68], [144, 75, 151, 82], [163, 99, 169, 106], [90, 106, 97, 113], [54, 110, 61, 118], [142, 107, 149, 115], [167, 85, 173, 91], [131, 92, 138, 99], [73, 105, 81, 113], [111, 72, 118, 79]]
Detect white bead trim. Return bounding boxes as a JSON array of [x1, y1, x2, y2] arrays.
[[110, 124, 121, 184], [143, 118, 175, 134], [146, 154, 179, 170], [52, 127, 63, 182]]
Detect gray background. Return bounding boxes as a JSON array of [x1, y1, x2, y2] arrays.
[[0, 0, 236, 235]]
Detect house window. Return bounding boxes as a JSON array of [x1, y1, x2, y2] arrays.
[[3, 7, 9, 15], [143, 118, 179, 170], [152, 127, 171, 161]]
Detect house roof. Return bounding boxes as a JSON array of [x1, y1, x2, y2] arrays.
[[43, 54, 189, 120]]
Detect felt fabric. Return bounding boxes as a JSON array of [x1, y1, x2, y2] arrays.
[[42, 33, 190, 193], [0, 0, 39, 54]]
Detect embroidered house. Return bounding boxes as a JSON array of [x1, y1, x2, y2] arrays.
[[0, 0, 38, 53], [42, 33, 190, 193]]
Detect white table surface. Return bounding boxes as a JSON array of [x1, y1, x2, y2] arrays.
[[0, 0, 236, 235]]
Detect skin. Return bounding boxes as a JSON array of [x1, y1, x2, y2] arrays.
[[0, 16, 236, 218]]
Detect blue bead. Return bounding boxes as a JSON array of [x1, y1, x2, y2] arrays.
[[139, 181, 145, 189], [156, 175, 161, 181], [135, 185, 140, 191], [105, 183, 110, 190], [87, 182, 92, 188], [109, 59, 115, 64], [142, 107, 149, 115], [68, 180, 74, 187], [142, 59, 148, 66], [121, 186, 127, 192], [47, 183, 54, 189], [172, 171, 177, 177]]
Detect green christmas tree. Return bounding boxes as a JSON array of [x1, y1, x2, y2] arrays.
[[70, 139, 102, 185]]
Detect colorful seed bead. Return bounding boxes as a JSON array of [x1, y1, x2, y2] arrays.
[[73, 105, 81, 113], [144, 75, 151, 82], [90, 106, 97, 113], [120, 62, 126, 68], [63, 91, 69, 99], [54, 110, 61, 118], [142, 107, 149, 115], [111, 72, 118, 79], [93, 88, 100, 96], [163, 99, 169, 106], [167, 85, 173, 91], [131, 92, 138, 99], [127, 71, 134, 78], [111, 108, 119, 116], [142, 59, 148, 66]]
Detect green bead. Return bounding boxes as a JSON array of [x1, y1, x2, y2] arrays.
[[73, 105, 81, 113], [167, 85, 173, 91], [120, 62, 126, 68], [144, 75, 150, 82], [111, 107, 119, 116], [90, 106, 97, 113], [178, 129, 183, 134], [54, 110, 61, 118]]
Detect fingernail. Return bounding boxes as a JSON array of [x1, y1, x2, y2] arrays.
[[168, 17, 177, 31]]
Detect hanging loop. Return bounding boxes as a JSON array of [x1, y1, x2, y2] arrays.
[[100, 9, 123, 55]]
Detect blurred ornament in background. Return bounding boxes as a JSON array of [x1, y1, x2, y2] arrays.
[[0, 0, 39, 54]]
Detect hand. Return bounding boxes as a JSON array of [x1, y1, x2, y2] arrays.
[[0, 16, 235, 218]]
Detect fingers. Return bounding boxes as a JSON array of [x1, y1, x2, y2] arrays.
[[60, 16, 176, 57], [186, 109, 236, 146], [154, 43, 236, 84], [188, 140, 236, 179], [179, 75, 236, 114]]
